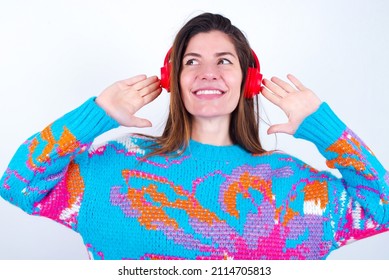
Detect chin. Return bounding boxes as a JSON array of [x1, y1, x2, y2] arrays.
[[191, 110, 233, 119]]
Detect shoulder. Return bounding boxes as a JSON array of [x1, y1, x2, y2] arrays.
[[254, 150, 321, 174], [88, 133, 157, 158], [253, 149, 300, 162]]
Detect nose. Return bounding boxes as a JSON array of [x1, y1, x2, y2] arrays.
[[197, 63, 220, 80]]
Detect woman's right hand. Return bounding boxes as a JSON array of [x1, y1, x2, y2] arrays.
[[96, 75, 162, 127]]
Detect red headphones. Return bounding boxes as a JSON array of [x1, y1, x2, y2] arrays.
[[160, 48, 263, 98]]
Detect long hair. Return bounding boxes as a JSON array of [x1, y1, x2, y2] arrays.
[[144, 12, 266, 157]]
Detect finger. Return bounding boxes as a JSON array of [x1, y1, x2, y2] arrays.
[[286, 74, 307, 91], [262, 78, 288, 98], [138, 80, 161, 97], [142, 87, 162, 105], [122, 75, 147, 86], [261, 86, 282, 106], [132, 76, 160, 91], [270, 76, 296, 93]]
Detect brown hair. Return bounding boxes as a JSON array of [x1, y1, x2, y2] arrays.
[[144, 12, 266, 157]]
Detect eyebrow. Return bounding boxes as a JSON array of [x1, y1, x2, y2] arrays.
[[183, 51, 237, 59]]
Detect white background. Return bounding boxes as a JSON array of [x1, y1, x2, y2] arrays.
[[0, 0, 388, 259]]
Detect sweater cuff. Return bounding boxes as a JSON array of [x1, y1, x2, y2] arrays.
[[57, 97, 120, 143], [294, 102, 347, 151]]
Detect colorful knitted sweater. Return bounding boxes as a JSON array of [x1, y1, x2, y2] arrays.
[[1, 98, 388, 260]]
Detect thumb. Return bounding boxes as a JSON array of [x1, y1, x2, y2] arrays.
[[127, 116, 152, 128], [267, 123, 295, 135]]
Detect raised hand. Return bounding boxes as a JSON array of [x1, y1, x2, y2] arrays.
[[261, 74, 322, 135], [96, 75, 162, 127]]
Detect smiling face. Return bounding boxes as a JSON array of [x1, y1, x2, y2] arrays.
[[180, 30, 243, 121]]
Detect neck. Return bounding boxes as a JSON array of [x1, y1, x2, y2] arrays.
[[191, 116, 232, 146]]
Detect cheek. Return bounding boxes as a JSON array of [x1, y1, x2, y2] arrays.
[[228, 91, 241, 113], [179, 73, 190, 105], [230, 73, 243, 99]]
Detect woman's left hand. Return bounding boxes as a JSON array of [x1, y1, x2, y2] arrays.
[[261, 74, 322, 135]]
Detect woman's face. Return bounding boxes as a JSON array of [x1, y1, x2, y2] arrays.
[[180, 30, 243, 121]]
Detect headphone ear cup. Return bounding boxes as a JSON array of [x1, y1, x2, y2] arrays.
[[244, 67, 263, 98], [160, 65, 170, 92], [160, 48, 173, 92]]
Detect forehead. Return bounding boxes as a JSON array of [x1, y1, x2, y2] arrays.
[[185, 30, 237, 54]]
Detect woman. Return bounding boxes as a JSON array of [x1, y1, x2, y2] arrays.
[[1, 12, 388, 260]]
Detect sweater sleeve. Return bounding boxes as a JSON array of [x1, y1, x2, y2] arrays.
[[0, 98, 119, 231], [294, 102, 389, 247]]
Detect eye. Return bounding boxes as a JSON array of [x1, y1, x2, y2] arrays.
[[184, 59, 199, 65], [218, 58, 232, 65]]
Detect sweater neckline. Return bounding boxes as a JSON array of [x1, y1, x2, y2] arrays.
[[185, 139, 249, 161]]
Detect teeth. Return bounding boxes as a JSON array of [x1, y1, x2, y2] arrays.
[[195, 90, 224, 95]]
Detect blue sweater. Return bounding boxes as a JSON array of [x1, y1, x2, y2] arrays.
[[1, 98, 388, 259]]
